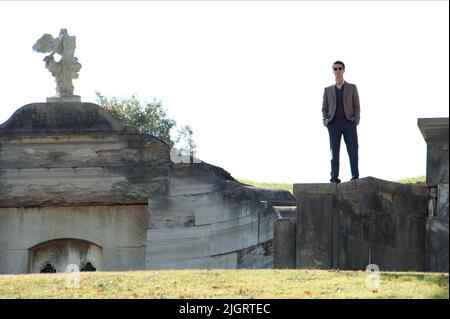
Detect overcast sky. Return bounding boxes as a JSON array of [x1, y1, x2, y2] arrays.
[[0, 1, 448, 183]]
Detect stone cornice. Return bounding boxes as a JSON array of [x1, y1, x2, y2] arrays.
[[418, 117, 449, 142]]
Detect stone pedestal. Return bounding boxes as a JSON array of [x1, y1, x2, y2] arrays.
[[418, 118, 449, 186], [418, 117, 449, 272], [294, 183, 337, 269], [47, 95, 81, 102], [273, 218, 296, 268]]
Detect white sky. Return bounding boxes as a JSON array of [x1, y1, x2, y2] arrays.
[[0, 1, 448, 184]]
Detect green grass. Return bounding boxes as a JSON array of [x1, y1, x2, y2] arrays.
[[0, 269, 447, 299], [395, 176, 426, 184], [237, 179, 293, 193], [237, 176, 427, 194]]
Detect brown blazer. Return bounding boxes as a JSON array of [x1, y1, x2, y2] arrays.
[[322, 82, 360, 126]]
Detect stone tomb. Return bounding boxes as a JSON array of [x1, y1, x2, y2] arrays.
[[0, 102, 294, 274]]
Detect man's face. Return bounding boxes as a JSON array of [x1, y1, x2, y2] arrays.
[[333, 64, 345, 77]]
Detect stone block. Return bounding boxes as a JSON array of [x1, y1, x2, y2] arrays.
[[373, 212, 396, 247], [339, 177, 428, 203], [296, 192, 334, 269], [356, 192, 380, 211], [336, 234, 369, 270], [0, 166, 166, 206], [146, 225, 211, 261], [146, 252, 237, 269], [0, 205, 148, 250], [370, 243, 425, 271], [272, 206, 297, 219], [347, 213, 366, 239], [193, 191, 257, 226], [103, 247, 146, 271], [293, 183, 336, 196], [191, 191, 226, 225], [0, 131, 170, 207], [293, 178, 430, 271], [426, 217, 449, 251], [209, 214, 259, 255], [427, 251, 449, 272], [258, 207, 276, 243], [337, 210, 350, 233], [395, 215, 426, 252], [0, 249, 28, 274], [273, 219, 296, 269], [168, 177, 218, 197], [426, 141, 449, 185], [149, 196, 195, 228], [438, 184, 449, 217], [0, 135, 128, 169], [380, 192, 428, 218]]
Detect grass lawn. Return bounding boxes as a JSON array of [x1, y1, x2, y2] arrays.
[[237, 176, 426, 194], [0, 269, 447, 299], [237, 179, 293, 193]]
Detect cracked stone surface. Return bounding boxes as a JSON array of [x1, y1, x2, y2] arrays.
[[0, 102, 295, 273]]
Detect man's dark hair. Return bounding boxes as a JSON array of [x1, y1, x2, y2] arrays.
[[333, 61, 345, 70]]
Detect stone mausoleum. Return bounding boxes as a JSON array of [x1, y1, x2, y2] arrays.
[[0, 104, 447, 274], [0, 102, 295, 274], [0, 29, 296, 274], [1, 29, 447, 274]]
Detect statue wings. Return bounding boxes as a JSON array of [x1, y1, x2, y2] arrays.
[[32, 33, 62, 54]]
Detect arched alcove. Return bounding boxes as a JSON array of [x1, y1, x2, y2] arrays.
[[28, 238, 102, 273]]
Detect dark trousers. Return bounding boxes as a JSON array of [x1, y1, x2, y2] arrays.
[[327, 117, 359, 180]]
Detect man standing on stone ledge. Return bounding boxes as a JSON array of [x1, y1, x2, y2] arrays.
[[322, 61, 360, 184]]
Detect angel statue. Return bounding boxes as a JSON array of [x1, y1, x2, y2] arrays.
[[33, 28, 82, 101]]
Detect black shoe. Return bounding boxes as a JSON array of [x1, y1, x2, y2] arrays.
[[330, 178, 341, 184], [350, 176, 359, 181]]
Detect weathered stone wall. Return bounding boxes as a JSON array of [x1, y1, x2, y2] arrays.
[[426, 215, 449, 272], [0, 103, 294, 273], [273, 218, 296, 269], [0, 205, 148, 274], [0, 133, 170, 207], [274, 118, 449, 272], [418, 118, 448, 186], [146, 164, 293, 269], [418, 117, 449, 272], [337, 178, 428, 271], [274, 177, 429, 271]]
